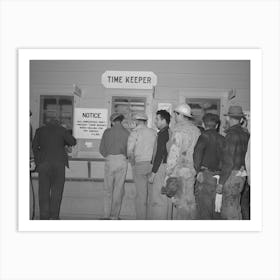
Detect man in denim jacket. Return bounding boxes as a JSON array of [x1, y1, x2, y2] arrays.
[[218, 106, 250, 219]]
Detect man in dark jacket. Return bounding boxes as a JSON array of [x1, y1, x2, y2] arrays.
[[148, 110, 171, 219], [217, 106, 250, 220], [193, 113, 225, 219], [32, 118, 76, 220]]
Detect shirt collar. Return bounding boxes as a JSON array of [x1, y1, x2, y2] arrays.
[[225, 124, 241, 133], [114, 122, 123, 128], [158, 125, 169, 134], [136, 123, 146, 129]]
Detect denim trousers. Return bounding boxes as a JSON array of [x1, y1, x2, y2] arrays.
[[195, 170, 221, 220], [133, 161, 152, 220], [221, 170, 245, 220], [172, 175, 197, 220], [148, 164, 170, 220], [104, 155, 128, 219]]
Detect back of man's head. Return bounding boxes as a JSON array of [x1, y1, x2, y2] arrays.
[[113, 114, 124, 123], [202, 113, 220, 129]]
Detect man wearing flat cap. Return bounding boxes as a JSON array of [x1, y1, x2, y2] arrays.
[[127, 112, 157, 219], [217, 105, 250, 219], [165, 104, 200, 219], [99, 112, 130, 219]]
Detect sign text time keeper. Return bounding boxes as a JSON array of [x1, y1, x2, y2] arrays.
[[102, 71, 157, 89]]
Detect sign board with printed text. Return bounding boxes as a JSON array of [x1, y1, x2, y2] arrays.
[[73, 108, 108, 139], [102, 71, 157, 89]]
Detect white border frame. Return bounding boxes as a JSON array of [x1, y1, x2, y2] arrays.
[[18, 49, 262, 232]]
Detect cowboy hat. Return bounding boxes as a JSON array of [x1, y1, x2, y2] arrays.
[[174, 104, 193, 118], [224, 106, 245, 117]]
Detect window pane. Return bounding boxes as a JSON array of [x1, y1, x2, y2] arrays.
[[186, 98, 221, 127], [40, 96, 73, 129], [111, 96, 146, 131]]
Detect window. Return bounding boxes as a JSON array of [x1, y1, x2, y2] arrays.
[[40, 95, 74, 131], [186, 98, 221, 127], [111, 96, 146, 130]]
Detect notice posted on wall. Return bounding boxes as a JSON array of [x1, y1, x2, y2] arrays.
[[73, 108, 108, 139]]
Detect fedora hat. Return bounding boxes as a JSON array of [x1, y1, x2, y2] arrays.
[[110, 112, 124, 122], [224, 106, 245, 117], [174, 104, 193, 118]]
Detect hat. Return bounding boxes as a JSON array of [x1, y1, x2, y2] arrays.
[[133, 112, 148, 121], [161, 177, 181, 198], [110, 112, 124, 122], [174, 104, 193, 118], [224, 106, 245, 117]]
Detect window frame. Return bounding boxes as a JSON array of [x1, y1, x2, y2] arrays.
[[39, 95, 74, 129]]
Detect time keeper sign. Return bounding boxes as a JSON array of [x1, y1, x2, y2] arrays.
[[102, 71, 157, 89]]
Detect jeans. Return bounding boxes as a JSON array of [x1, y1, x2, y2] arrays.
[[104, 155, 128, 219], [221, 170, 245, 220], [195, 170, 221, 220], [172, 175, 197, 220], [149, 164, 170, 220], [38, 161, 65, 219], [133, 161, 152, 220]]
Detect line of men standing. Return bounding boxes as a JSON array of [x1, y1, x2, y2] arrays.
[[31, 102, 249, 220], [99, 103, 250, 220]]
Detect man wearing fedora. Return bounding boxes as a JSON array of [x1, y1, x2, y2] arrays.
[[99, 112, 130, 219], [217, 105, 250, 220], [127, 112, 157, 219], [165, 104, 200, 219]]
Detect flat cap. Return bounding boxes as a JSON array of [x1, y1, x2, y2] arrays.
[[133, 112, 148, 121]]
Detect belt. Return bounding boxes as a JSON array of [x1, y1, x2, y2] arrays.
[[200, 166, 221, 175]]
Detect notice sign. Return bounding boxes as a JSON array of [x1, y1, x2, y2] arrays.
[[102, 71, 157, 89], [73, 108, 108, 139]]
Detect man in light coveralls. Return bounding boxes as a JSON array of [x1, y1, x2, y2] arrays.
[[166, 104, 200, 219], [127, 112, 157, 220], [99, 113, 130, 220]]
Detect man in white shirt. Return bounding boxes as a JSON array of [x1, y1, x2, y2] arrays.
[[127, 112, 157, 220]]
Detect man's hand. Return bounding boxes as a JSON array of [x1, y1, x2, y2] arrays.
[[128, 156, 135, 166], [65, 145, 72, 153], [196, 171, 204, 183], [30, 158, 36, 172], [148, 172, 156, 184]]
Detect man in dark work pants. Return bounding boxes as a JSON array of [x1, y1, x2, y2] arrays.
[[193, 113, 225, 219], [32, 118, 76, 220]]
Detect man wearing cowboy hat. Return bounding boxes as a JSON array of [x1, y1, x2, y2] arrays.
[[165, 103, 200, 219], [218, 105, 250, 219], [99, 112, 130, 219], [127, 112, 157, 219]]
